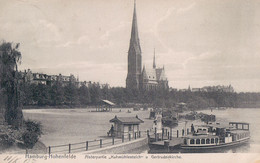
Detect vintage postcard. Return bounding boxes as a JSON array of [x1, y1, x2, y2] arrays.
[[0, 0, 260, 162]]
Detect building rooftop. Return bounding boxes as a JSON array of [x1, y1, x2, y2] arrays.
[[109, 115, 144, 124], [102, 100, 115, 106]]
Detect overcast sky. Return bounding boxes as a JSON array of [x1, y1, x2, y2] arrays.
[[1, 0, 260, 92]]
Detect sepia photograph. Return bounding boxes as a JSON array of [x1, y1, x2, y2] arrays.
[[0, 0, 260, 162]]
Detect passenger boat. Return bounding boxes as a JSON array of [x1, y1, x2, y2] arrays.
[[181, 122, 250, 150]]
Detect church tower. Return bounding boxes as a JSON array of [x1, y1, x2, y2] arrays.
[[126, 1, 142, 90]]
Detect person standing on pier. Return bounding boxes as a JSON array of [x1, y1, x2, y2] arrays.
[[191, 124, 195, 133]]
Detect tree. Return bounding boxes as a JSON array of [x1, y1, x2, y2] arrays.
[[78, 85, 91, 105], [36, 84, 51, 106], [101, 84, 112, 100], [50, 80, 65, 105], [110, 87, 127, 106], [18, 81, 34, 106], [0, 41, 23, 128], [89, 84, 101, 104], [64, 81, 78, 105]]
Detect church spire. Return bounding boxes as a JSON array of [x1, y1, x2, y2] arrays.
[[129, 0, 141, 51], [126, 0, 142, 90], [153, 48, 156, 69]]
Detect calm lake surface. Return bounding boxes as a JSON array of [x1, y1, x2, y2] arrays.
[[23, 108, 260, 153], [23, 108, 154, 147]]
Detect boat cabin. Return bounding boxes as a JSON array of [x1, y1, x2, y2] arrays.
[[194, 126, 209, 135], [228, 122, 250, 142], [109, 115, 144, 138], [182, 122, 250, 148], [183, 135, 220, 146], [229, 122, 249, 130]]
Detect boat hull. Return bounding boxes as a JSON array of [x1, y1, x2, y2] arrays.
[[181, 137, 250, 150]]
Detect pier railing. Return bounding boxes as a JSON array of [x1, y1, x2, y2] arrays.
[[45, 131, 147, 154]]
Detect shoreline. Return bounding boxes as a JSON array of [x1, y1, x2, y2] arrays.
[[22, 105, 260, 110]]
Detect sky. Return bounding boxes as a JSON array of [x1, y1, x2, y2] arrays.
[[0, 0, 260, 92]]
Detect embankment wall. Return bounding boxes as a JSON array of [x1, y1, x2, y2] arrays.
[[81, 137, 148, 154]]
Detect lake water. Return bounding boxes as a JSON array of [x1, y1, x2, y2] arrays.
[[23, 108, 154, 147], [23, 108, 260, 153]]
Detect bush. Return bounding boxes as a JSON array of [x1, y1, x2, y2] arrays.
[[22, 120, 42, 148], [24, 120, 42, 136], [0, 134, 15, 148], [22, 131, 39, 148]]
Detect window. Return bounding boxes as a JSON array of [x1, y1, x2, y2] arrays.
[[184, 139, 187, 145], [243, 125, 249, 130], [211, 138, 214, 144], [238, 124, 243, 129], [232, 135, 235, 141], [196, 139, 201, 144], [128, 125, 132, 131], [201, 139, 205, 144], [215, 138, 218, 144], [206, 139, 210, 144], [190, 139, 194, 144]]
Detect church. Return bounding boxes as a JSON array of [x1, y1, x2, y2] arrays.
[[126, 2, 169, 91]]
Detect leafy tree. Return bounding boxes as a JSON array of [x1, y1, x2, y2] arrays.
[[101, 84, 112, 100], [18, 81, 34, 106], [78, 85, 91, 105], [110, 87, 126, 106], [50, 80, 64, 105], [0, 41, 23, 128], [89, 84, 101, 104], [36, 84, 51, 106]]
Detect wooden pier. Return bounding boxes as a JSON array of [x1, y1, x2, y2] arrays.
[[147, 128, 189, 150]]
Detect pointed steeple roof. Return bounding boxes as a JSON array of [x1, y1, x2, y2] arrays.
[[153, 48, 156, 69], [129, 0, 141, 54], [142, 65, 148, 79]]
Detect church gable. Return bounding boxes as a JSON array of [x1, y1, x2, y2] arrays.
[[155, 68, 162, 81], [158, 69, 167, 81], [142, 66, 148, 79], [144, 68, 157, 81]]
